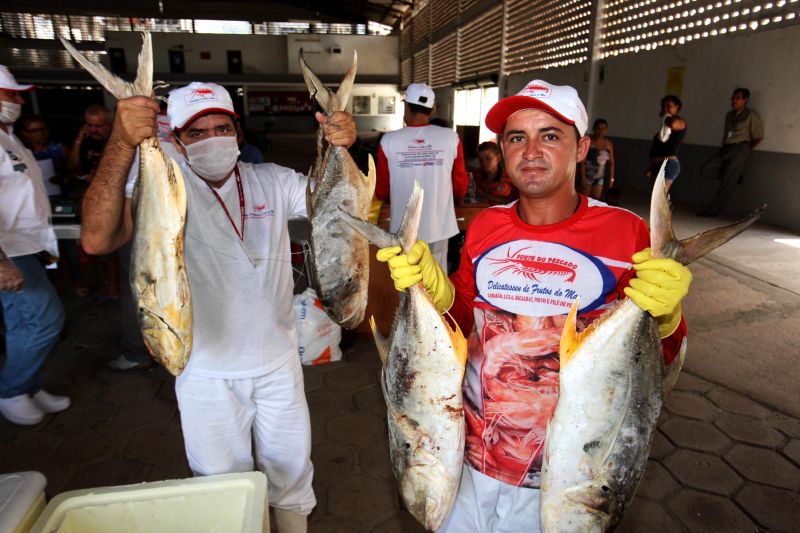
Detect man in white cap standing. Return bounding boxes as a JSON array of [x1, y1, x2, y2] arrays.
[[0, 65, 70, 425], [375, 82, 468, 270], [80, 82, 356, 533], [377, 80, 693, 531]]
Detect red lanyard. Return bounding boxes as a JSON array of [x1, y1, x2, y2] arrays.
[[207, 166, 245, 241]]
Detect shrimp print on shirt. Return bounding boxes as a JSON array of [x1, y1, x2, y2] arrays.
[[475, 240, 617, 316]]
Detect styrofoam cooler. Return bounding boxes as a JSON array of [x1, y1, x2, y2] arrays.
[[0, 471, 47, 533], [30, 471, 268, 533]]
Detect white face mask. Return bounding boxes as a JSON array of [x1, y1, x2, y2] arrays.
[[0, 101, 21, 125], [180, 135, 240, 181]]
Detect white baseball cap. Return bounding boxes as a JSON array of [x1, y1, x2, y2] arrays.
[[404, 83, 435, 109], [486, 79, 588, 136], [0, 65, 34, 91], [167, 82, 238, 131]]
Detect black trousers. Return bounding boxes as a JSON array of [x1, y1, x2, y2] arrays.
[[700, 143, 752, 214]]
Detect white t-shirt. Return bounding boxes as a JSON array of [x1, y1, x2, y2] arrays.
[[380, 124, 461, 243], [0, 128, 58, 258], [127, 158, 307, 378]]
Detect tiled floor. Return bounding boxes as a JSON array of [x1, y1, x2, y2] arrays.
[[1, 135, 799, 530]]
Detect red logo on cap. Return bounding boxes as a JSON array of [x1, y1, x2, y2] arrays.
[[523, 83, 552, 98], [192, 88, 214, 96]]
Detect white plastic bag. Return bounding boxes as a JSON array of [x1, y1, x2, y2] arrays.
[[293, 287, 342, 365]]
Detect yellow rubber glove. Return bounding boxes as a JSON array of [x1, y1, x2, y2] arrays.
[[376, 240, 455, 314], [368, 197, 383, 224], [623, 248, 692, 338]]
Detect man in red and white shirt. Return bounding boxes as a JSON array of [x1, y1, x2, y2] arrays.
[[377, 79, 691, 532], [376, 83, 468, 269]]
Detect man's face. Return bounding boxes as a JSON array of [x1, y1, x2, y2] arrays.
[[84, 111, 111, 141], [0, 89, 24, 106], [500, 109, 589, 199], [172, 113, 237, 155], [478, 149, 501, 173], [731, 92, 748, 112]]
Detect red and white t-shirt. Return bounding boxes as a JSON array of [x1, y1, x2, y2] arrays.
[[449, 196, 686, 488]]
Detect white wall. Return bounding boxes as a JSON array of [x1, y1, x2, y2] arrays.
[[287, 35, 398, 76], [105, 32, 288, 74], [594, 24, 800, 154]]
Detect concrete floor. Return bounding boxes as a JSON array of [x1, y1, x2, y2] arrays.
[[1, 136, 799, 531]]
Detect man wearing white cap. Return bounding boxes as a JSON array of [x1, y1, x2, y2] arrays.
[[377, 80, 692, 531], [80, 82, 356, 533], [375, 82, 468, 269], [0, 65, 70, 425]]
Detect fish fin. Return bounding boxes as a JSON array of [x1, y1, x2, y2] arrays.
[[299, 51, 333, 114], [133, 32, 153, 96], [305, 167, 315, 218], [364, 153, 377, 196], [650, 162, 764, 263], [370, 316, 389, 366], [338, 207, 399, 249], [662, 337, 687, 399], [59, 35, 136, 99], [559, 298, 584, 367], [396, 181, 424, 253], [590, 373, 633, 472], [674, 206, 765, 264], [443, 312, 468, 369], [649, 162, 677, 257], [333, 51, 357, 111]]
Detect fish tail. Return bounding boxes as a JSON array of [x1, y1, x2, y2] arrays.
[[299, 52, 333, 114], [650, 162, 765, 264], [333, 51, 357, 111], [338, 180, 424, 252], [60, 32, 152, 99]]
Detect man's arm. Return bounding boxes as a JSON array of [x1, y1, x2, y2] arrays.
[[375, 145, 391, 201], [81, 96, 158, 255], [451, 141, 468, 199]]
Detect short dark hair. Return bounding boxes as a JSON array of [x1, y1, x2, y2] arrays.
[[407, 102, 434, 116], [733, 88, 750, 99], [593, 118, 608, 129], [85, 104, 111, 122], [477, 141, 501, 155], [18, 114, 46, 132], [661, 95, 682, 110]]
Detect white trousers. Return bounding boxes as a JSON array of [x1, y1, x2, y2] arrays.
[[429, 238, 449, 272], [175, 358, 316, 515], [438, 465, 541, 533]]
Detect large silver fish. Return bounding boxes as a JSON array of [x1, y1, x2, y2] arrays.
[[300, 51, 375, 329], [340, 183, 467, 531], [540, 168, 764, 532], [61, 33, 192, 375]]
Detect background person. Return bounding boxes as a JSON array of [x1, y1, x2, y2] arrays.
[[377, 79, 691, 532], [698, 87, 764, 217], [375, 83, 468, 269], [472, 141, 517, 205], [578, 118, 615, 199], [647, 95, 686, 192], [0, 65, 70, 426]]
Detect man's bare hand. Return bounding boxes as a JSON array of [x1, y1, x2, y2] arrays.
[[109, 96, 160, 151], [316, 111, 357, 148], [0, 259, 24, 292]]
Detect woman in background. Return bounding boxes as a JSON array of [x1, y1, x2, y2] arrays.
[[647, 95, 686, 192], [579, 118, 615, 200], [473, 141, 517, 205]]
